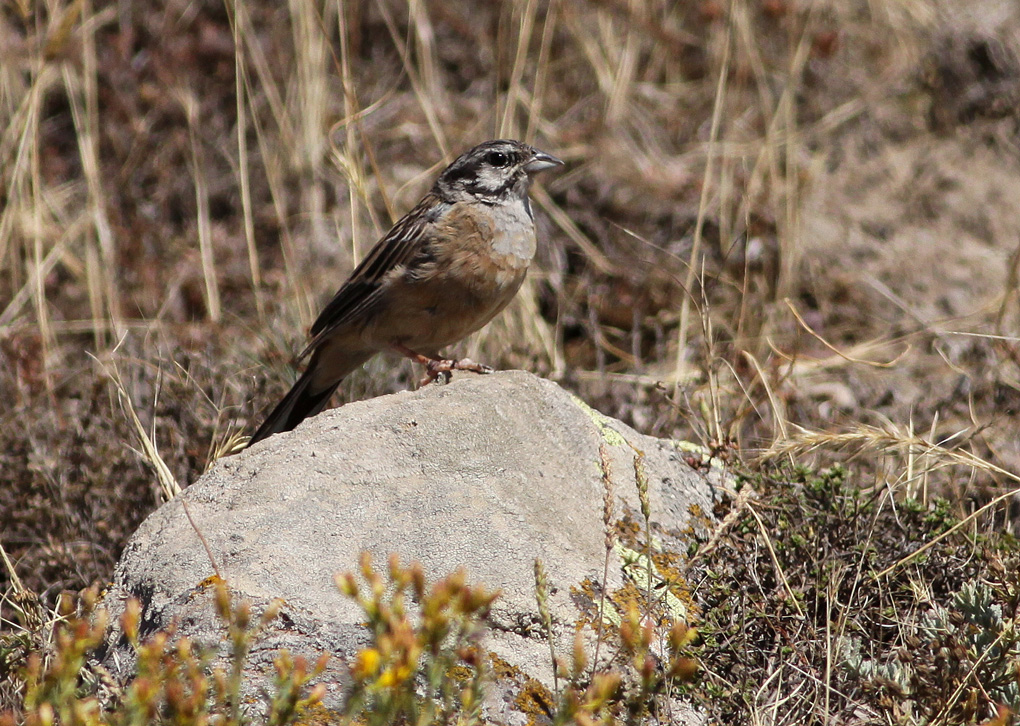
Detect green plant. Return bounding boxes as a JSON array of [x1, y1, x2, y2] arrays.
[[1, 580, 325, 726], [546, 601, 698, 726], [335, 553, 496, 726], [844, 581, 1020, 725], [690, 463, 1020, 725]]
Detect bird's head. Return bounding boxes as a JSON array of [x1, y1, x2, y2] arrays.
[[435, 139, 563, 206]]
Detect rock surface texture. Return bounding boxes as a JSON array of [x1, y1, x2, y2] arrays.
[[98, 371, 725, 722]]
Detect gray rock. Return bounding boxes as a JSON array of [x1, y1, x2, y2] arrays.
[[97, 371, 724, 722]]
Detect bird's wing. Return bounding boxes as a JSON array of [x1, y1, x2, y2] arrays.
[[297, 194, 445, 361]]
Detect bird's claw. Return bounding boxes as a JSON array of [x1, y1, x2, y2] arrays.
[[393, 343, 494, 385], [420, 357, 493, 385], [448, 358, 494, 375]]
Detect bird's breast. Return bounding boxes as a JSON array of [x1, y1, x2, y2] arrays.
[[365, 201, 536, 351], [429, 200, 536, 298]]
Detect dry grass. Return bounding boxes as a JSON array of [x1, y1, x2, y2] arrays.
[[3, 0, 1020, 722]]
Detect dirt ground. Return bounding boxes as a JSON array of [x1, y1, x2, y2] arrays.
[[1, 0, 1019, 631]]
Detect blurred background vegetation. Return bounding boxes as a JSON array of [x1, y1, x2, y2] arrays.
[[1, 0, 1019, 649]]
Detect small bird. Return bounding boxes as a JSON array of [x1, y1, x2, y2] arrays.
[[247, 139, 563, 447]]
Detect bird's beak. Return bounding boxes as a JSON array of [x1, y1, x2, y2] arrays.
[[524, 149, 564, 174]]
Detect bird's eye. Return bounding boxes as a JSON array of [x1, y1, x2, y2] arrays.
[[486, 151, 510, 167]]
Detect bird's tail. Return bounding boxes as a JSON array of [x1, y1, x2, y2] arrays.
[[246, 368, 341, 448]]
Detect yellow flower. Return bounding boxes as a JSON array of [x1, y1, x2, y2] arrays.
[[377, 664, 412, 689], [352, 648, 381, 680]]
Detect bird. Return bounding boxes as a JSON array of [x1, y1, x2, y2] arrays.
[[246, 139, 563, 447]]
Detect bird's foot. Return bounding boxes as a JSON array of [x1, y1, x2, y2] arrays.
[[392, 344, 494, 386], [421, 357, 493, 384]]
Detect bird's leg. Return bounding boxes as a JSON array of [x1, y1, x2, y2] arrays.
[[391, 343, 494, 385]]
